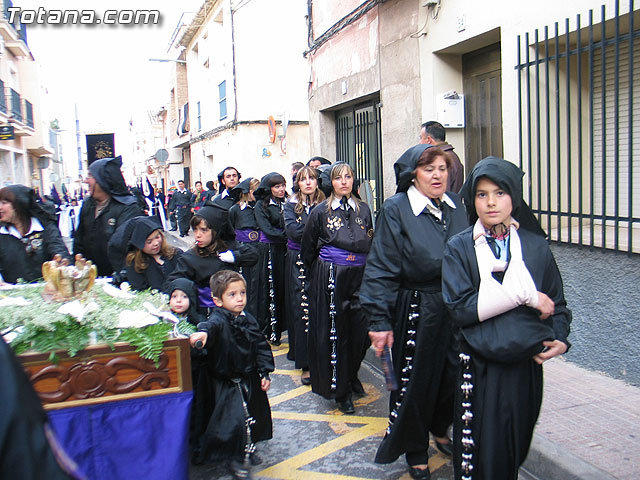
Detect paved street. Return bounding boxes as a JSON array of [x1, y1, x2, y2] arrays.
[[190, 339, 455, 480]]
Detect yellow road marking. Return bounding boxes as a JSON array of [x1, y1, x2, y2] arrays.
[[273, 368, 302, 377], [258, 421, 387, 479], [269, 386, 311, 406]]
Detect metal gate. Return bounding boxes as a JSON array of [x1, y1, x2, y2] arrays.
[[335, 99, 383, 213], [516, 0, 639, 254]]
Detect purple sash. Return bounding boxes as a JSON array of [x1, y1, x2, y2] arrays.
[[287, 239, 301, 251], [197, 286, 215, 308], [319, 245, 367, 267], [235, 229, 260, 243], [259, 231, 286, 244]]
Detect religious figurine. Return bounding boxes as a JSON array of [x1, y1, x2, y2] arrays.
[[42, 254, 98, 301]]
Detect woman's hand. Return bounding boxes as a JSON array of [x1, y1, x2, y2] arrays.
[[533, 340, 568, 364], [536, 291, 555, 320], [261, 378, 271, 391], [369, 330, 393, 357]]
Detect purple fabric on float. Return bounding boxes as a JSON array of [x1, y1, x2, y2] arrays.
[[197, 285, 215, 308], [47, 391, 193, 480], [235, 229, 260, 243], [319, 245, 367, 266], [287, 239, 301, 251]]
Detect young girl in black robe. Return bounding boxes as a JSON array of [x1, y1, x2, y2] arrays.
[[229, 178, 261, 319], [166, 204, 257, 314], [253, 173, 288, 344], [361, 145, 468, 478], [114, 216, 182, 292], [301, 162, 373, 414], [189, 270, 274, 479], [442, 157, 571, 480], [284, 166, 325, 381]]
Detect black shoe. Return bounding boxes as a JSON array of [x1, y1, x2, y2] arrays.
[[337, 398, 355, 414], [301, 374, 311, 386], [229, 460, 252, 480], [270, 339, 281, 346], [434, 438, 453, 457], [170, 228, 177, 231], [179, 233, 186, 237], [408, 466, 431, 480], [250, 452, 262, 465], [352, 378, 366, 397]]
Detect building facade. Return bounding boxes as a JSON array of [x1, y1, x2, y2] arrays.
[[165, 0, 311, 190], [0, 0, 53, 191], [307, 0, 639, 254]]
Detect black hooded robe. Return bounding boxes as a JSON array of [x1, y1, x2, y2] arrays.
[[360, 191, 468, 463], [283, 198, 315, 368], [442, 156, 571, 480], [443, 227, 571, 480], [254, 199, 287, 341], [301, 200, 373, 401], [228, 202, 261, 319], [194, 308, 274, 464]]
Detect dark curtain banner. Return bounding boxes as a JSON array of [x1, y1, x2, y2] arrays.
[[48, 391, 193, 480], [86, 133, 115, 166]]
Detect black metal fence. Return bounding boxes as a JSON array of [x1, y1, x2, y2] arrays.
[[336, 99, 384, 213], [516, 0, 639, 254]]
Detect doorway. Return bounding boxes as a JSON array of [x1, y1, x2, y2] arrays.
[[462, 43, 503, 170]]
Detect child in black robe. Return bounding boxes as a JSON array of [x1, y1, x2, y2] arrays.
[[166, 204, 258, 315], [189, 270, 274, 480], [165, 278, 208, 463], [442, 157, 571, 480]]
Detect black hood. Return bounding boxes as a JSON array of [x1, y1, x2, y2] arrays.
[[166, 277, 199, 319], [230, 177, 254, 196], [254, 172, 286, 200], [194, 204, 233, 237], [88, 156, 137, 205], [128, 216, 163, 250], [393, 144, 435, 193], [459, 156, 546, 237], [106, 214, 150, 272], [316, 164, 333, 197], [2, 184, 57, 224]]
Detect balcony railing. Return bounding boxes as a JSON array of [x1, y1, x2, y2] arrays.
[[0, 80, 6, 114], [24, 99, 33, 127], [10, 88, 21, 121]]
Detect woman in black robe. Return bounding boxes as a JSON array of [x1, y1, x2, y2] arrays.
[[229, 177, 262, 319], [166, 204, 258, 314], [442, 157, 571, 480], [254, 173, 288, 344], [360, 145, 468, 478], [0, 185, 71, 284], [284, 166, 325, 380], [301, 162, 373, 414]]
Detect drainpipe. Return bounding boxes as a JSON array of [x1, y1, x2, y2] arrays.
[[229, 0, 238, 125]]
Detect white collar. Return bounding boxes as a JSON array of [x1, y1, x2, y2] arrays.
[[406, 186, 456, 217], [331, 196, 357, 211], [269, 198, 283, 206], [0, 217, 44, 239], [221, 189, 229, 199]]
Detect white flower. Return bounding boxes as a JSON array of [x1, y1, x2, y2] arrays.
[[0, 296, 32, 307], [117, 310, 159, 329], [102, 283, 135, 299], [57, 300, 99, 322]]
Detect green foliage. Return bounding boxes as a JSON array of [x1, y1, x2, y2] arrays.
[[1, 283, 177, 363]]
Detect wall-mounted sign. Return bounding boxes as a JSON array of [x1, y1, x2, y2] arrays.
[[0, 125, 15, 140]]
